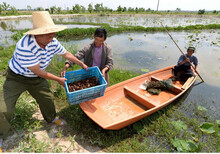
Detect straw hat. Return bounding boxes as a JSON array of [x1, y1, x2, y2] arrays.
[[24, 11, 67, 35]]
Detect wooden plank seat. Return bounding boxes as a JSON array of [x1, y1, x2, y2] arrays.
[[124, 86, 158, 109], [181, 76, 195, 90]]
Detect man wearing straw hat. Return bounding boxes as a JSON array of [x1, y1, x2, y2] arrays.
[[0, 11, 88, 152]]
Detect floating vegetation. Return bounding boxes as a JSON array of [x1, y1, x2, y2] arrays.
[[197, 105, 207, 112], [171, 120, 188, 131], [127, 36, 133, 41], [141, 68, 149, 73], [199, 122, 215, 134], [216, 120, 220, 126], [172, 138, 198, 152]]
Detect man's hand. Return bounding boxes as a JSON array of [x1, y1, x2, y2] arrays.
[[81, 63, 88, 71], [60, 63, 70, 77], [101, 67, 108, 78], [57, 77, 67, 87], [185, 58, 190, 63]]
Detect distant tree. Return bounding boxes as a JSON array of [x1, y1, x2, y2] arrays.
[[27, 5, 32, 11], [2, 2, 10, 11], [94, 3, 102, 12], [100, 4, 104, 12], [122, 7, 127, 12], [138, 7, 145, 12], [8, 6, 17, 14], [88, 3, 93, 13], [104, 6, 108, 12], [72, 4, 80, 13], [176, 8, 181, 12], [81, 5, 86, 13], [212, 10, 218, 14], [128, 7, 134, 12], [37, 7, 44, 11], [117, 5, 122, 12], [135, 7, 138, 13], [0, 5, 2, 14], [57, 7, 62, 14], [108, 8, 113, 12], [50, 6, 56, 14], [198, 9, 205, 14], [146, 8, 151, 12]]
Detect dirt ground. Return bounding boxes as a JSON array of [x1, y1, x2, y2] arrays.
[[2, 109, 103, 153]]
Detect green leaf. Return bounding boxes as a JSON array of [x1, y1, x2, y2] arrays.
[[197, 105, 207, 112], [172, 138, 198, 152], [141, 68, 149, 73], [171, 120, 187, 131], [187, 140, 199, 151], [199, 122, 215, 134], [216, 120, 220, 126]]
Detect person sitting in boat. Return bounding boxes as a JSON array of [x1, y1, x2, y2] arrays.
[[60, 28, 113, 86], [173, 46, 198, 81]]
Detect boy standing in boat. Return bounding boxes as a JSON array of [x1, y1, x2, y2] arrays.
[[0, 11, 88, 152], [173, 46, 198, 81], [60, 28, 113, 86]]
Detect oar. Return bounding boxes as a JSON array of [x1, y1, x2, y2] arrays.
[[160, 22, 204, 83]]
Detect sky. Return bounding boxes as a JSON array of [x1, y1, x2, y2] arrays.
[[1, 0, 220, 11]]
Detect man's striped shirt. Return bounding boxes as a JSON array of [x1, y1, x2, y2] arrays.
[[9, 35, 66, 77]]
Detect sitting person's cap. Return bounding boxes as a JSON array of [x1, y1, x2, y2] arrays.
[[187, 47, 195, 51], [24, 11, 67, 35]]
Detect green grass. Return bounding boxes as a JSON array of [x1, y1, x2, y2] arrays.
[[0, 45, 15, 72]]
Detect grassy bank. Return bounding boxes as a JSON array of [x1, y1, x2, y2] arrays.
[[11, 23, 220, 41], [0, 44, 219, 152]]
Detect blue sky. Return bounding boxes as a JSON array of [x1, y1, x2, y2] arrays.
[[2, 0, 220, 11]]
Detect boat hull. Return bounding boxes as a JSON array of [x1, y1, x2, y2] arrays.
[[79, 66, 197, 130]]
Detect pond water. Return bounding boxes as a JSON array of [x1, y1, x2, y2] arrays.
[[65, 30, 220, 119], [0, 15, 219, 119], [54, 15, 220, 27], [1, 14, 220, 31]]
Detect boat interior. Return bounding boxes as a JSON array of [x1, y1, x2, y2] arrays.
[[80, 67, 196, 129]]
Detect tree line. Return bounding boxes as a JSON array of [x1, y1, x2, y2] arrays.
[[0, 2, 219, 15]]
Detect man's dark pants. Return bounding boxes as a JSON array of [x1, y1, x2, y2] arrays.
[[173, 65, 194, 79], [0, 68, 56, 139]]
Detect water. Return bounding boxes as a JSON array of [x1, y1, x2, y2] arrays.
[[54, 15, 220, 27], [0, 15, 219, 119]]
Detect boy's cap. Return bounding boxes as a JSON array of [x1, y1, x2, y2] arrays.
[[188, 47, 195, 51]]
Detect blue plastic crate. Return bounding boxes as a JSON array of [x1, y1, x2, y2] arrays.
[[65, 66, 107, 105]]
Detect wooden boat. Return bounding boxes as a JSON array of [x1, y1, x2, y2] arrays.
[[79, 65, 197, 130]]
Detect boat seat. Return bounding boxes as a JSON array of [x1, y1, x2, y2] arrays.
[[181, 76, 195, 90], [150, 76, 183, 94], [124, 86, 158, 108]]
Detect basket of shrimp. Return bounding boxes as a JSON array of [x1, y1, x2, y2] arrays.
[[65, 66, 107, 105]]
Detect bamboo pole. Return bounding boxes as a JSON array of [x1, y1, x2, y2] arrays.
[[160, 22, 204, 82]]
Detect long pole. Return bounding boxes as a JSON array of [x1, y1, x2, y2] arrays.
[[160, 23, 204, 82]]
